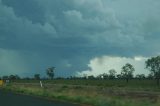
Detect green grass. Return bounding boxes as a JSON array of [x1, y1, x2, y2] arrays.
[[2, 79, 160, 106], [12, 79, 156, 85]]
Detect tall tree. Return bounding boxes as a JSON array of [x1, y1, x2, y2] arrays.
[[147, 73, 154, 79], [8, 75, 20, 80], [46, 67, 55, 79], [121, 63, 135, 83], [34, 74, 40, 80], [135, 74, 145, 80], [102, 73, 109, 79], [9, 75, 17, 80], [117, 74, 122, 79], [108, 69, 117, 79], [145, 56, 160, 85]]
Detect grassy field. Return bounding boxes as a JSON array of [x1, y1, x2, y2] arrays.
[[2, 79, 160, 106]]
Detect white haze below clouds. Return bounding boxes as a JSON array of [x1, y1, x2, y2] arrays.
[[0, 49, 29, 76], [77, 56, 149, 77]]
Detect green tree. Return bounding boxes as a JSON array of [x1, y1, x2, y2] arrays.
[[116, 74, 122, 79], [9, 75, 17, 80], [145, 56, 160, 85], [2, 76, 9, 80], [9, 75, 20, 80], [108, 69, 117, 79], [135, 74, 145, 80], [102, 73, 109, 79], [121, 63, 135, 83], [88, 75, 95, 79], [147, 73, 154, 79], [46, 67, 55, 79], [34, 74, 40, 80]]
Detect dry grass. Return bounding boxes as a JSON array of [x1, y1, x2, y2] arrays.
[[2, 82, 160, 106]]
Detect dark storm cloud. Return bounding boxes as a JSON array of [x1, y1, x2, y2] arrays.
[[0, 0, 160, 77], [2, 0, 45, 23]]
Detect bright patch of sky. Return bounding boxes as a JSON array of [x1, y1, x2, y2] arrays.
[[76, 56, 149, 77]]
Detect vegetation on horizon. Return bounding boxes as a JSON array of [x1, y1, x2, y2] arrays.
[[1, 55, 160, 86], [1, 55, 160, 106]]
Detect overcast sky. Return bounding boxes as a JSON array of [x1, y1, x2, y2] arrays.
[[0, 0, 160, 77]]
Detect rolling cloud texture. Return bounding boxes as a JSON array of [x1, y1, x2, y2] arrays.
[[0, 0, 160, 77]]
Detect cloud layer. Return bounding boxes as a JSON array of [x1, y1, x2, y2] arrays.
[[76, 56, 149, 77], [0, 0, 160, 77]]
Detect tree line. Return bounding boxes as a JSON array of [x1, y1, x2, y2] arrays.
[[0, 56, 160, 85], [0, 67, 55, 81], [81, 55, 160, 85]]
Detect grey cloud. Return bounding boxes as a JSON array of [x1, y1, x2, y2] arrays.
[[0, 0, 160, 77], [0, 0, 57, 50], [2, 0, 45, 23]]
